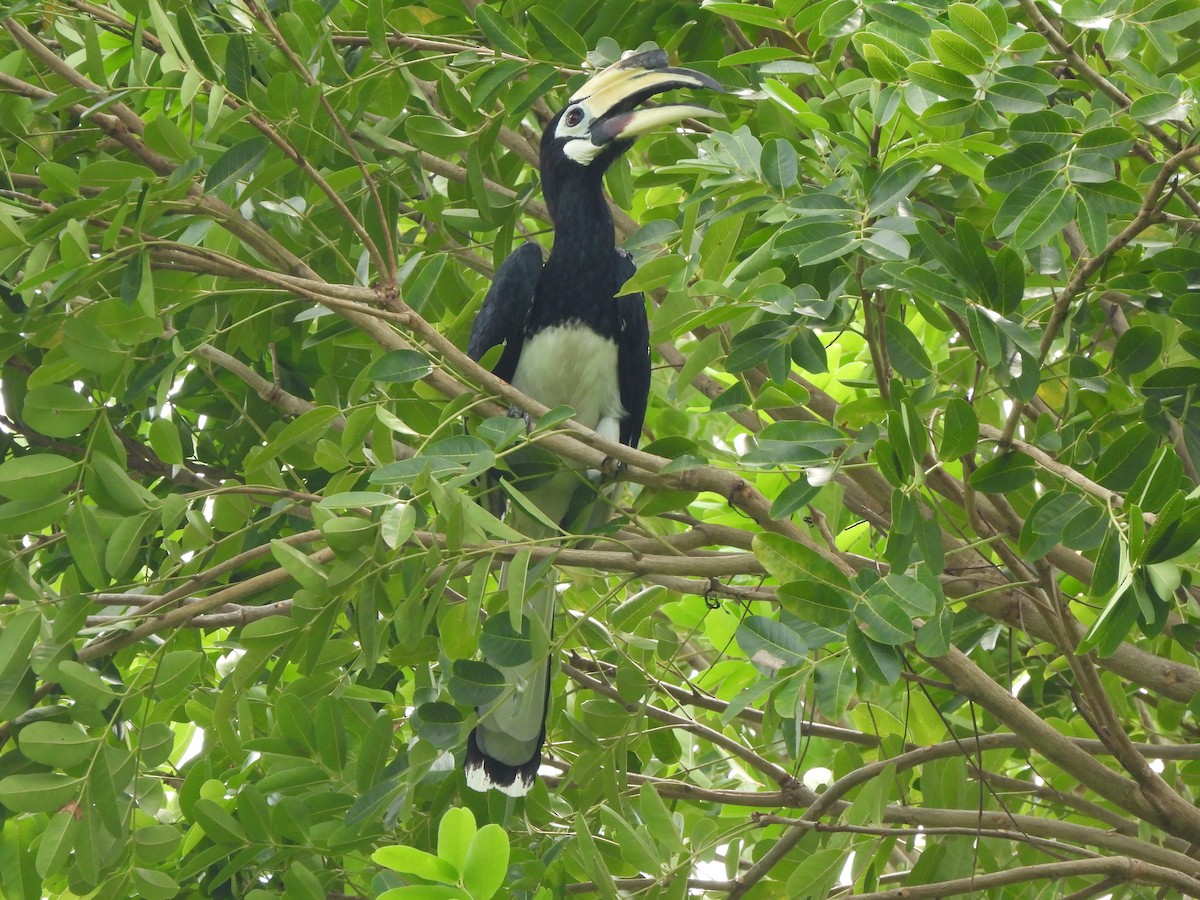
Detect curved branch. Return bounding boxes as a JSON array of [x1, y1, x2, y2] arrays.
[[842, 857, 1200, 899]]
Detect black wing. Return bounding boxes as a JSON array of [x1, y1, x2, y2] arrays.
[[614, 250, 651, 449], [467, 242, 544, 381]]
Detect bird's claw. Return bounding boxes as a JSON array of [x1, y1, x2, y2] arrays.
[[507, 405, 535, 433], [599, 456, 626, 482]]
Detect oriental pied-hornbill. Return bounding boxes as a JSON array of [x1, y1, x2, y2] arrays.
[[463, 50, 722, 796]]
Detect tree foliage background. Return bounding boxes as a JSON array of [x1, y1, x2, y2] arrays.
[[2, 0, 1200, 896]]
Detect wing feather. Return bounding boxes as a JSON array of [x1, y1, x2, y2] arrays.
[[467, 242, 544, 381], [614, 251, 651, 449]]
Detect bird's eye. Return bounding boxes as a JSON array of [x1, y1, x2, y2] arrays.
[[564, 106, 585, 127]]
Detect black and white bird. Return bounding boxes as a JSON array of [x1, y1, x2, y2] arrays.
[[462, 50, 722, 795]]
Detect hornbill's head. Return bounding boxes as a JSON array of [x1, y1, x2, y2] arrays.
[[540, 49, 722, 216]]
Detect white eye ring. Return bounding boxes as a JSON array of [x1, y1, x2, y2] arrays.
[[564, 106, 585, 127]]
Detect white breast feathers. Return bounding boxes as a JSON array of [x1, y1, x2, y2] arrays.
[[512, 323, 625, 433]]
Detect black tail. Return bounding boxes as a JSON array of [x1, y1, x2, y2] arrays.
[[463, 651, 552, 797]]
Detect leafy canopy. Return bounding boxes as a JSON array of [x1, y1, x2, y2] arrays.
[[1, 0, 1200, 897]]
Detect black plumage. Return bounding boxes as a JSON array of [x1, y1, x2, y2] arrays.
[[463, 50, 721, 796]]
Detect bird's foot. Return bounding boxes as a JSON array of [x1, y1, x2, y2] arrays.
[[507, 405, 535, 433], [598, 455, 626, 483]]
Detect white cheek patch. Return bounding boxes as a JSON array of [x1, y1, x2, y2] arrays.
[[563, 139, 605, 165]]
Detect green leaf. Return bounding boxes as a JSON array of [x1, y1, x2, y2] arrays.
[[847, 628, 901, 684], [63, 312, 123, 373], [736, 615, 808, 672], [777, 579, 852, 625], [478, 615, 533, 666], [475, 5, 526, 54], [969, 452, 1036, 493], [949, 3, 998, 46], [65, 502, 106, 589], [620, 255, 686, 293], [1013, 186, 1075, 249], [1114, 325, 1162, 376], [1130, 92, 1188, 124], [1009, 110, 1073, 150], [769, 478, 821, 519], [757, 421, 847, 455], [993, 246, 1025, 313], [36, 810, 77, 878], [22, 385, 97, 438], [0, 773, 83, 813], [1142, 366, 1200, 407], [868, 159, 927, 215], [176, 8, 218, 79], [1020, 492, 1091, 559], [447, 660, 506, 706], [786, 846, 848, 898], [1077, 126, 1135, 159], [580, 698, 634, 739], [939, 398, 979, 460], [883, 315, 933, 378], [1094, 425, 1157, 491], [609, 585, 666, 630], [133, 868, 181, 900], [872, 573, 939, 617], [638, 781, 686, 854], [270, 540, 328, 591], [753, 533, 852, 593], [239, 615, 298, 650], [133, 824, 182, 866], [425, 435, 495, 468], [148, 418, 185, 465], [381, 501, 417, 549], [1079, 587, 1138, 656], [1143, 506, 1200, 564], [1075, 180, 1139, 215], [859, 43, 904, 81], [356, 715, 393, 795], [701, 1, 787, 28], [377, 887, 469, 900], [139, 722, 176, 768], [761, 138, 798, 192], [17, 721, 96, 768], [0, 454, 77, 501], [783, 222, 860, 266], [257, 407, 341, 463], [411, 702, 465, 748], [987, 79, 1049, 113], [321, 515, 376, 554], [192, 798, 248, 845], [907, 61, 976, 100], [857, 588, 914, 644], [374, 845, 458, 884], [402, 116, 471, 158], [56, 660, 118, 707], [0, 608, 41, 684], [319, 491, 398, 509], [205, 137, 269, 193], [985, 143, 1061, 193], [224, 33, 252, 99], [814, 654, 854, 719], [527, 7, 588, 61], [463, 823, 509, 900], [570, 812, 614, 898], [915, 608, 953, 656], [369, 349, 433, 383], [930, 29, 986, 74], [89, 452, 154, 513]]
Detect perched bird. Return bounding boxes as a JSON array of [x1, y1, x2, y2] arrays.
[[463, 50, 722, 796]]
